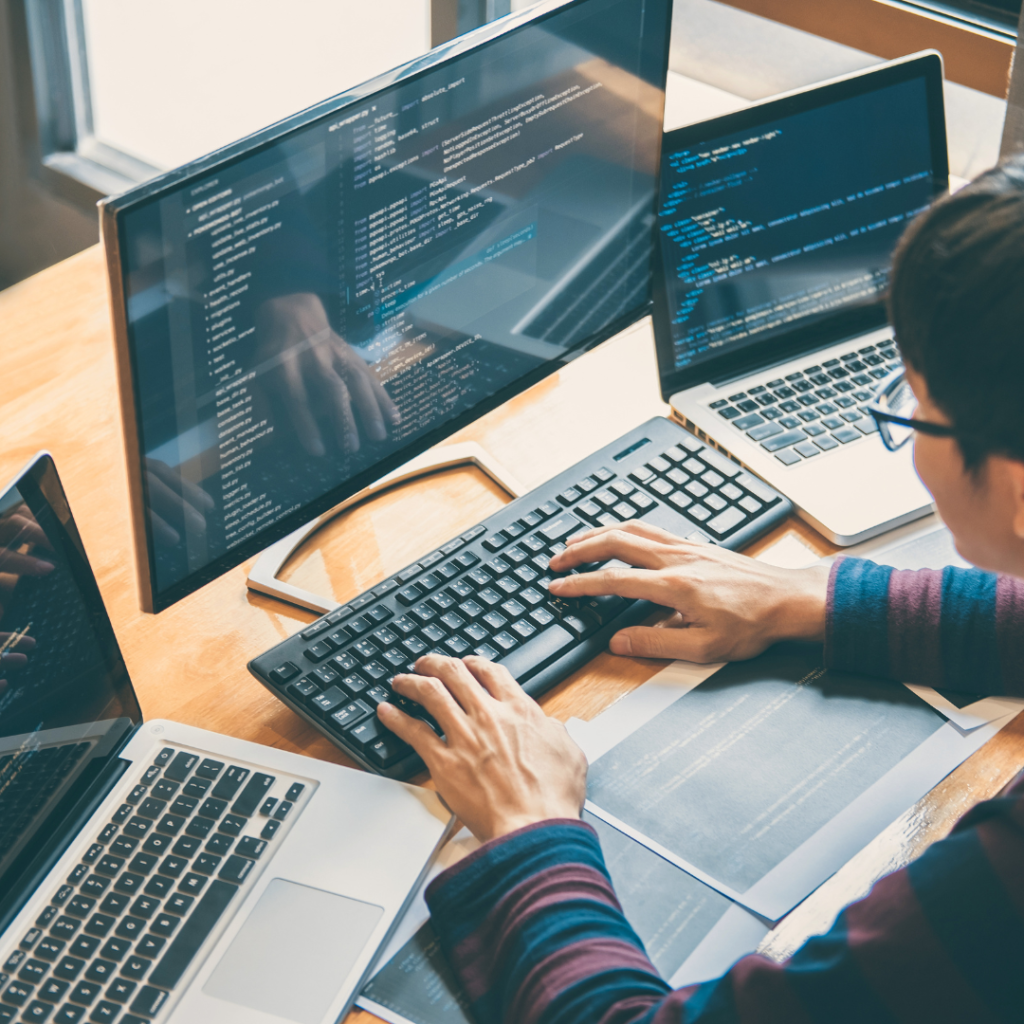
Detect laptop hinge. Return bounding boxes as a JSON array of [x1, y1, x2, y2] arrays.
[[0, 724, 141, 935]]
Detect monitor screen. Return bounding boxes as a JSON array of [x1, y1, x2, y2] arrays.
[[105, 0, 671, 611], [0, 456, 140, 927], [652, 56, 947, 393]]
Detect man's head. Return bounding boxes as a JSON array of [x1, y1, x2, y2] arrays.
[[888, 155, 1024, 575]]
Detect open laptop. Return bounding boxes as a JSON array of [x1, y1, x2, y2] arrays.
[[651, 53, 948, 545], [0, 454, 449, 1024]]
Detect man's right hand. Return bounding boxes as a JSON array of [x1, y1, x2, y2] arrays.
[[547, 520, 829, 663]]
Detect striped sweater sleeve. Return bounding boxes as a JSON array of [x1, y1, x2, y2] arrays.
[[426, 783, 1024, 1024], [824, 557, 1024, 695]]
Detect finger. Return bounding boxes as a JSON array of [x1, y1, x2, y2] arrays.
[[148, 510, 180, 547], [609, 624, 723, 663], [391, 671, 473, 740], [0, 653, 28, 669], [461, 655, 524, 703], [377, 702, 446, 763], [413, 654, 490, 715], [0, 633, 36, 652], [280, 356, 325, 456], [0, 513, 52, 550], [146, 461, 215, 511], [146, 474, 206, 536], [319, 368, 361, 454], [340, 353, 388, 442], [548, 566, 676, 604], [564, 518, 684, 548], [549, 530, 671, 572], [0, 550, 55, 576]]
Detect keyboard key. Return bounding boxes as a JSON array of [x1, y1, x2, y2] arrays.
[[775, 449, 803, 465], [211, 767, 249, 801], [268, 662, 300, 685], [761, 429, 806, 452], [162, 752, 197, 783], [84, 960, 116, 984], [136, 796, 166, 821], [113, 917, 145, 941], [794, 441, 820, 458], [104, 979, 135, 1004], [143, 876, 173, 899], [367, 735, 412, 769], [69, 980, 102, 1005], [149, 879, 239, 992], [833, 427, 860, 444], [154, 814, 185, 837], [331, 700, 372, 731], [53, 1007, 85, 1023], [193, 761, 224, 782], [184, 817, 213, 840], [118, 956, 151, 981], [98, 940, 129, 964], [170, 839, 200, 862], [35, 941, 64, 964], [38, 977, 69, 1001], [231, 774, 275, 816]]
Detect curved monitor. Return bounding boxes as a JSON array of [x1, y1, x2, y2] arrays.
[[101, 0, 672, 612]]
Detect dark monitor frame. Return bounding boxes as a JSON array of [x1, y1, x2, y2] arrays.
[[651, 51, 948, 404], [100, 0, 673, 613]]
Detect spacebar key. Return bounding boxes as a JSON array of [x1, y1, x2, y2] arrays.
[[498, 624, 574, 680], [149, 880, 238, 989]]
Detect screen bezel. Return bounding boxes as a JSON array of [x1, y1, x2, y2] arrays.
[[100, 0, 672, 613], [651, 51, 948, 403]]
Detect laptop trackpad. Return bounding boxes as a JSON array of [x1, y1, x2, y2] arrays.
[[204, 878, 383, 1024]]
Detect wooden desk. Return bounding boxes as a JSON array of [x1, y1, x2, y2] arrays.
[[3, 246, 1024, 1017]]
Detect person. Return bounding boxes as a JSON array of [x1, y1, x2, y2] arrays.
[[375, 154, 1024, 1022]]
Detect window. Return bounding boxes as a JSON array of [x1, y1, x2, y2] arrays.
[[23, 0, 526, 203]]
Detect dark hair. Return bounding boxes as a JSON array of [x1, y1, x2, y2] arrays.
[[887, 153, 1024, 469]]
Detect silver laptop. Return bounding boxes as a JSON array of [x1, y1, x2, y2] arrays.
[[0, 454, 449, 1024], [651, 53, 947, 545]]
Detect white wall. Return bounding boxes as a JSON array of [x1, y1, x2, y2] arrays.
[[81, 0, 432, 170]]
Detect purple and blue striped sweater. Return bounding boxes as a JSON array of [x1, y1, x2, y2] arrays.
[[425, 558, 1024, 1023]]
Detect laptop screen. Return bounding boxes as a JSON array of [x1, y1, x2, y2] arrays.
[[0, 456, 140, 924], [653, 55, 947, 394]]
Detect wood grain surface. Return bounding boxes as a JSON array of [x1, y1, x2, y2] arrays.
[[3, 245, 1022, 1020]]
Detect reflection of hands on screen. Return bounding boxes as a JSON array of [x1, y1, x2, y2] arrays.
[[0, 505, 50, 690], [146, 459, 215, 547], [0, 509, 54, 579], [255, 292, 400, 456], [0, 632, 36, 692]]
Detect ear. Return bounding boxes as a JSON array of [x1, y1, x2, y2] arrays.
[[1008, 459, 1024, 540]]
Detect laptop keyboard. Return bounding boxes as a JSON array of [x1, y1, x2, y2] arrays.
[[0, 746, 311, 1024], [250, 417, 792, 780], [0, 745, 91, 867], [709, 340, 903, 465]]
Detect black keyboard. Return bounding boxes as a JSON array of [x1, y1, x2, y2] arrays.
[[249, 417, 792, 780], [0, 746, 310, 1024]]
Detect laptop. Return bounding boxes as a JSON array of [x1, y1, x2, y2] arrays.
[[0, 454, 450, 1024], [651, 53, 948, 545]]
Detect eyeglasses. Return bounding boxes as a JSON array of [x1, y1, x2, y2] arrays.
[[866, 368, 958, 452]]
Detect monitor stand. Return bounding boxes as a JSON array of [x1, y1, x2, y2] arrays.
[[246, 442, 526, 613]]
